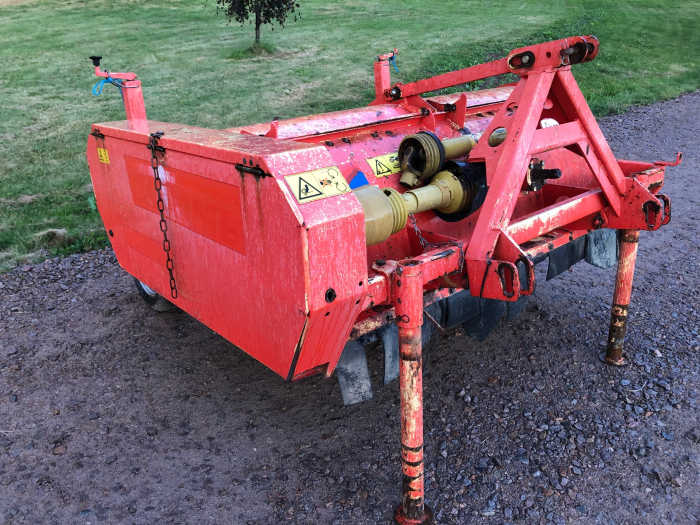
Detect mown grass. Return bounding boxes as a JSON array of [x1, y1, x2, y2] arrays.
[[0, 0, 698, 270]]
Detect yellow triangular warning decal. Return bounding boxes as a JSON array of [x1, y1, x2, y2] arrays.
[[298, 177, 323, 200], [374, 160, 391, 176]]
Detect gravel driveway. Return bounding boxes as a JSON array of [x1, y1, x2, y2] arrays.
[[1, 92, 699, 525]]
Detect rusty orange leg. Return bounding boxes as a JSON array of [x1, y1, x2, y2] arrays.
[[394, 260, 433, 525], [601, 230, 640, 366]]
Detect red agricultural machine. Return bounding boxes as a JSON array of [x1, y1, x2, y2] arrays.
[[87, 36, 678, 524]]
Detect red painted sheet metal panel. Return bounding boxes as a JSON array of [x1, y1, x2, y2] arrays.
[[223, 87, 514, 141], [302, 197, 366, 310], [124, 156, 246, 255], [88, 128, 311, 378], [535, 148, 598, 190], [122, 225, 164, 263], [293, 199, 367, 376], [225, 104, 417, 138], [93, 121, 326, 165], [89, 137, 175, 299], [263, 147, 369, 376], [90, 120, 381, 379]]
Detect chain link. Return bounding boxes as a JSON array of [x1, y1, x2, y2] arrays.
[[147, 132, 178, 300], [408, 213, 465, 273]]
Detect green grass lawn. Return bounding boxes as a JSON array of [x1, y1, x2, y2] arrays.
[[1, 0, 699, 271]]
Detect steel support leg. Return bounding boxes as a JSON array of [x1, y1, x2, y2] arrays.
[[601, 230, 640, 366], [394, 259, 433, 525]]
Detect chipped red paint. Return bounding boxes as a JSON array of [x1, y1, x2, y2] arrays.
[[603, 230, 640, 366], [86, 35, 674, 381], [393, 259, 433, 524]]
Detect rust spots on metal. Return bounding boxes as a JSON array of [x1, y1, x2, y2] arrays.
[[604, 303, 628, 365], [392, 259, 433, 524], [602, 229, 639, 367], [620, 231, 639, 243]]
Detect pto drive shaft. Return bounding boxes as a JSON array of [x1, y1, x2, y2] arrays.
[[355, 129, 503, 245], [354, 164, 479, 246]]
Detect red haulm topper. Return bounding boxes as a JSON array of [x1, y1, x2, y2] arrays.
[[86, 37, 677, 524]]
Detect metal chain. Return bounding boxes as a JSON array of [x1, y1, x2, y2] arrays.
[[147, 132, 178, 300], [408, 213, 465, 273]]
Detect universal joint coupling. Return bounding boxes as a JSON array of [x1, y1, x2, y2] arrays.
[[397, 130, 505, 187], [354, 163, 481, 246]]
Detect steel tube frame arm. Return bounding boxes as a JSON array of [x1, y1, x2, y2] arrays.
[[379, 36, 599, 102], [90, 58, 147, 123]]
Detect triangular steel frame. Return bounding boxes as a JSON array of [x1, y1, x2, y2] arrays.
[[463, 67, 662, 301]]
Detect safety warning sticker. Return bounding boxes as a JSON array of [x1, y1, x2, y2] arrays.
[[285, 166, 351, 204], [97, 148, 110, 164], [366, 152, 400, 178]]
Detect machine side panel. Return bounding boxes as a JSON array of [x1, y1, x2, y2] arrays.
[[124, 156, 247, 254], [87, 133, 308, 378], [263, 150, 369, 378], [291, 197, 368, 377]]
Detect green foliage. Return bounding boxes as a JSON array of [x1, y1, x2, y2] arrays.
[[0, 0, 698, 270], [51, 229, 109, 258], [215, 0, 300, 43]]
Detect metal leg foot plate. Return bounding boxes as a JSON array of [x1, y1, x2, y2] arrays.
[[394, 504, 434, 525], [599, 352, 628, 367]]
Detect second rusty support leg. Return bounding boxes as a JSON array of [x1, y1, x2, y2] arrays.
[[601, 230, 640, 366], [394, 259, 433, 525]]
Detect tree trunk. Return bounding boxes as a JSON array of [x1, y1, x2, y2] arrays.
[[255, 1, 262, 44]]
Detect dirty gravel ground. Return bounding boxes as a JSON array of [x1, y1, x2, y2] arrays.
[[1, 92, 700, 525]]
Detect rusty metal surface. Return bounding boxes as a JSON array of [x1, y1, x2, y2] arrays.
[[393, 259, 433, 524], [603, 229, 640, 366]]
